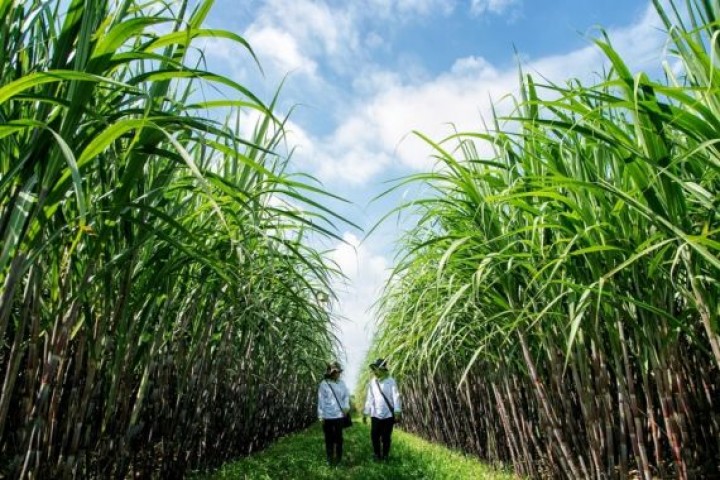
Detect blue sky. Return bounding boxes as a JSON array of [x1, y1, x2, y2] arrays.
[[201, 0, 668, 387]]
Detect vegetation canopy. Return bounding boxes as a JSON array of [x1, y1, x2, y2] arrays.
[[369, 1, 720, 478], [0, 0, 348, 477]]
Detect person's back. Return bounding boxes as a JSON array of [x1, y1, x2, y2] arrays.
[[318, 362, 350, 466], [363, 358, 402, 461]]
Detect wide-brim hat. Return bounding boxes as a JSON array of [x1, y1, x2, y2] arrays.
[[369, 358, 388, 371]]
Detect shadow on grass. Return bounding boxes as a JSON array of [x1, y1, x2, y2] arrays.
[[194, 422, 516, 480]]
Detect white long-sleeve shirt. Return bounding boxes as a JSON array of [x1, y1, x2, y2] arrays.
[[317, 379, 350, 419], [364, 377, 401, 419]]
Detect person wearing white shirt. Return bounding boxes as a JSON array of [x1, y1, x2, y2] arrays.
[[362, 358, 402, 461], [317, 361, 350, 466]]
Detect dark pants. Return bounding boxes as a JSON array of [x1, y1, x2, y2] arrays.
[[322, 418, 344, 463], [370, 417, 395, 460]]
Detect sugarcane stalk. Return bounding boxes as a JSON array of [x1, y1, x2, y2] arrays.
[[519, 332, 583, 479]]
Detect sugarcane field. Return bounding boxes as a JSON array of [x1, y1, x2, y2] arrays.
[[1, 0, 719, 478]]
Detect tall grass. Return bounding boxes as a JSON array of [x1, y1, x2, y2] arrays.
[[370, 1, 720, 478], [0, 0, 345, 477]]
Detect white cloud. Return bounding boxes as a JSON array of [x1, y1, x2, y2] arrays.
[[365, 0, 456, 18], [329, 233, 390, 389], [364, 31, 385, 50], [283, 115, 394, 185], [241, 0, 360, 78], [214, 0, 460, 82], [470, 0, 522, 16], [291, 2, 666, 184], [245, 26, 318, 76], [207, 1, 665, 187]]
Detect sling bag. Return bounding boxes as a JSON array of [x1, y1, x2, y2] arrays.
[[326, 381, 352, 428], [374, 379, 398, 423]]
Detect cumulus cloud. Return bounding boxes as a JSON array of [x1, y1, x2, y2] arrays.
[[209, 0, 463, 82], [239, 0, 360, 78], [293, 2, 666, 183], [244, 26, 318, 77], [203, 1, 666, 188]]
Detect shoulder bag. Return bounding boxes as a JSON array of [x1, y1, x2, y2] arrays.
[[326, 381, 352, 428]]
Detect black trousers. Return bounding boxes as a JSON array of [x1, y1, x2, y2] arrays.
[[322, 418, 344, 462], [370, 417, 395, 459]]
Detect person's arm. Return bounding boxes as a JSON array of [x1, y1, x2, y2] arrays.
[[391, 378, 402, 417], [340, 381, 350, 413], [317, 382, 325, 422], [363, 383, 373, 421]]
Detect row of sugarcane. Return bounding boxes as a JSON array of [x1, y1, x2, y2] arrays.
[[0, 0, 345, 477], [369, 1, 720, 478]]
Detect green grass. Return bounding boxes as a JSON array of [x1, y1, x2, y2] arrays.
[[195, 422, 517, 479]]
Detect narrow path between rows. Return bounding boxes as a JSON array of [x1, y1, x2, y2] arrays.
[[194, 422, 516, 479]]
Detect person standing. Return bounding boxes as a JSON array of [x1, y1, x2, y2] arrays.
[[363, 358, 402, 462], [317, 361, 350, 466]]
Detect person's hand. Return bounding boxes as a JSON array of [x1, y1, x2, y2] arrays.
[[319, 418, 325, 424]]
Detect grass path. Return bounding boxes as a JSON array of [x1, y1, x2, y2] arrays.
[[195, 422, 516, 479]]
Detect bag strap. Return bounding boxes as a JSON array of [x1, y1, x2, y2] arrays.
[[325, 381, 344, 411], [374, 378, 395, 413]]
